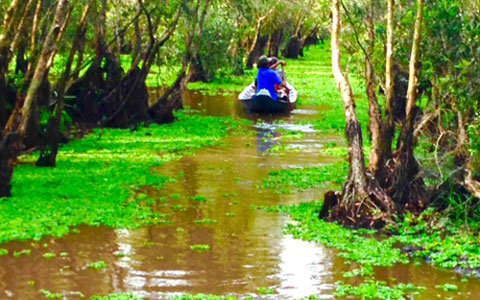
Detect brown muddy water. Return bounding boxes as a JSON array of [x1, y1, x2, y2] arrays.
[[0, 91, 479, 299]]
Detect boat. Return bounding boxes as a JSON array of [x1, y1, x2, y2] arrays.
[[238, 82, 298, 114]]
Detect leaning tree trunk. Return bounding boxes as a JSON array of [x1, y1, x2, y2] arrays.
[[0, 0, 70, 197], [10, 0, 36, 65], [391, 0, 427, 212]]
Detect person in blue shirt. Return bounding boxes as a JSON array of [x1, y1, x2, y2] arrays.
[[255, 55, 286, 100]]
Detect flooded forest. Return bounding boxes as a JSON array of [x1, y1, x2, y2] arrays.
[[1, 0, 480, 299]]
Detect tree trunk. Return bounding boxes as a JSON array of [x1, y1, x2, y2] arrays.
[[331, 0, 369, 215], [37, 3, 90, 167], [130, 2, 142, 70], [391, 0, 427, 211], [0, 0, 24, 79], [365, 0, 384, 176], [328, 0, 395, 228], [10, 0, 36, 64], [26, 0, 43, 79], [383, 0, 395, 161], [15, 40, 28, 75], [246, 13, 269, 69], [0, 0, 70, 197], [94, 0, 109, 66], [267, 30, 283, 58]]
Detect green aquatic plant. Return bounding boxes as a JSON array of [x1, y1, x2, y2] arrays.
[[190, 195, 207, 202], [335, 280, 425, 300], [170, 193, 182, 199], [390, 212, 480, 272], [0, 248, 8, 256], [91, 294, 143, 300], [343, 265, 374, 278], [435, 283, 458, 292], [39, 289, 62, 299], [172, 204, 187, 212], [13, 249, 31, 258], [87, 261, 107, 270], [170, 295, 238, 300], [43, 253, 56, 259], [190, 244, 211, 252], [260, 162, 348, 193], [257, 287, 274, 295]]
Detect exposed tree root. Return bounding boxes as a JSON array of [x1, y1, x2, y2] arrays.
[[325, 170, 396, 229]]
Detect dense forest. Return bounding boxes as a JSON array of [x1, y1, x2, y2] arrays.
[[0, 0, 479, 299]]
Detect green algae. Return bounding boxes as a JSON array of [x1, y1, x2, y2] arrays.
[[0, 248, 8, 256], [0, 112, 248, 245]]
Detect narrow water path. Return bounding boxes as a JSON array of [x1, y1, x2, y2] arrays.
[[0, 92, 479, 299]]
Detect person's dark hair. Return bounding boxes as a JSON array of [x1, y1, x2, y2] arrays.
[[257, 55, 270, 68], [269, 57, 278, 66]]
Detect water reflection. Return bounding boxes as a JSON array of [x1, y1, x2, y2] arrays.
[[256, 127, 280, 153]]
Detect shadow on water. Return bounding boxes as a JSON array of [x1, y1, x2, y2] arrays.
[[0, 90, 479, 299]]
